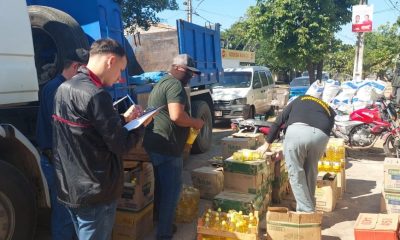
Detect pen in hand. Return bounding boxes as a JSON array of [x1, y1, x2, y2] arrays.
[[122, 94, 143, 122]]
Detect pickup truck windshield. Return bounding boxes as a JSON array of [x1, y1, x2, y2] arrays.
[[212, 72, 252, 88]]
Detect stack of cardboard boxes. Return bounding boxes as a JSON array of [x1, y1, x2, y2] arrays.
[[381, 157, 400, 214], [315, 138, 347, 213], [213, 156, 274, 216], [113, 143, 155, 240], [212, 133, 276, 217]]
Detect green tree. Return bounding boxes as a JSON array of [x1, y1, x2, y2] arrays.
[[118, 0, 178, 34], [246, 0, 356, 83], [363, 23, 400, 80], [221, 20, 254, 51], [324, 39, 354, 79]]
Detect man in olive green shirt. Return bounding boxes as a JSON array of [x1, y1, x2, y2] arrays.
[[143, 54, 203, 240]]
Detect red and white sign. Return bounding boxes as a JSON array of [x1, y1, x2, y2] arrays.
[[352, 5, 373, 33]]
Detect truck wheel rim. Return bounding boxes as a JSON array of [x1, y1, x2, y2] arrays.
[[0, 192, 15, 240]]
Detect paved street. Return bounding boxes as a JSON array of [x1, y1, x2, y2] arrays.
[[145, 123, 388, 240], [35, 123, 389, 240]]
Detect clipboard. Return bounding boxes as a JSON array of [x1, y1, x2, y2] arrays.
[[123, 105, 164, 131]]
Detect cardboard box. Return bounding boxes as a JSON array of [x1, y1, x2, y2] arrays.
[[319, 169, 346, 200], [224, 171, 271, 196], [380, 191, 400, 214], [232, 132, 265, 145], [223, 158, 273, 195], [266, 207, 323, 240], [336, 168, 346, 199], [118, 162, 154, 211], [113, 203, 154, 240], [213, 191, 265, 215], [224, 158, 271, 175], [221, 135, 262, 159], [191, 167, 223, 200], [384, 157, 400, 193], [315, 173, 337, 212], [354, 213, 399, 240], [122, 135, 150, 162]]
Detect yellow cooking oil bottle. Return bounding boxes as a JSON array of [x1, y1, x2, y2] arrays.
[[232, 149, 261, 161], [183, 127, 200, 153]]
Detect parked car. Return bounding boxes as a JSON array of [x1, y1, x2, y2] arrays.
[[289, 76, 310, 98], [212, 66, 276, 120], [302, 71, 330, 80]]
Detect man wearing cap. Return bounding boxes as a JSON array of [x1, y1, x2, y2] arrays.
[[36, 48, 89, 240], [143, 54, 204, 240]]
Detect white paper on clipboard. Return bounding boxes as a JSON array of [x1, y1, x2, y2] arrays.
[[123, 106, 164, 131]]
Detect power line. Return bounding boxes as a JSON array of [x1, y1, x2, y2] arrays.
[[197, 8, 242, 20], [192, 12, 214, 25], [194, 0, 206, 11], [387, 0, 400, 13]]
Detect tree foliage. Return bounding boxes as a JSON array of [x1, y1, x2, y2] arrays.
[[363, 23, 400, 79], [324, 39, 354, 78], [118, 0, 178, 34], [222, 0, 356, 82], [325, 22, 400, 80], [248, 0, 356, 83]]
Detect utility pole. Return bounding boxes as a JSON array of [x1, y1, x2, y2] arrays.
[[352, 0, 367, 81], [185, 0, 193, 22]]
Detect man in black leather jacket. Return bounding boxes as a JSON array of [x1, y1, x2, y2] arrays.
[[52, 39, 143, 240]]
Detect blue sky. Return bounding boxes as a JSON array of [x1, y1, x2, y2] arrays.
[[157, 0, 398, 45]]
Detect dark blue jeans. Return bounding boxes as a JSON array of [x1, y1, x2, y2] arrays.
[[40, 155, 76, 240], [148, 151, 183, 240], [67, 201, 117, 240]]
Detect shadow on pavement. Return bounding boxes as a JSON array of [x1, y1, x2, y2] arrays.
[[322, 179, 379, 231], [213, 120, 232, 129], [322, 236, 341, 240], [346, 147, 385, 162]]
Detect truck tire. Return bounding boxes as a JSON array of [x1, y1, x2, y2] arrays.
[[191, 101, 213, 154], [0, 161, 37, 240], [28, 6, 89, 85]]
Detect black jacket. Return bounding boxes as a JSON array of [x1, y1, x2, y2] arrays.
[[52, 67, 140, 208], [266, 95, 336, 143]]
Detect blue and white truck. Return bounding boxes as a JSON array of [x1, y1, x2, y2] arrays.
[[0, 0, 222, 238]]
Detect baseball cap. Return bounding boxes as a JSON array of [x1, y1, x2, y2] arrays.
[[66, 48, 89, 64], [172, 54, 201, 74]]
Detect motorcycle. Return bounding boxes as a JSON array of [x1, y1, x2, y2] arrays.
[[333, 98, 400, 157]]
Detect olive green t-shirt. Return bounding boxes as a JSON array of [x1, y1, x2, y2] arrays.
[[143, 75, 190, 156]]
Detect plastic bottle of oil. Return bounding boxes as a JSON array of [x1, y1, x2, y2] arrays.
[[228, 218, 237, 232], [221, 220, 228, 231], [317, 161, 323, 172], [183, 127, 200, 153], [213, 216, 221, 230], [204, 217, 211, 228]]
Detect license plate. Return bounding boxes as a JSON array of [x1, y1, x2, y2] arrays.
[[215, 111, 222, 117]]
